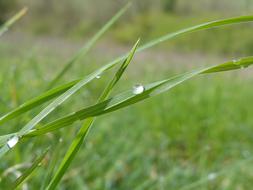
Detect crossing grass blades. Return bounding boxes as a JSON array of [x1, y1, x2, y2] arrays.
[[0, 3, 253, 190]]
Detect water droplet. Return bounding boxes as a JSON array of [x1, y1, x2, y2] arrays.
[[132, 84, 145, 95], [59, 138, 63, 143], [232, 59, 237, 64], [96, 75, 101, 79], [232, 59, 248, 69], [207, 172, 217, 181], [232, 59, 241, 66], [7, 136, 19, 149]]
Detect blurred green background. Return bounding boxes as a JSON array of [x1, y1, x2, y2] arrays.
[[1, 0, 253, 189]]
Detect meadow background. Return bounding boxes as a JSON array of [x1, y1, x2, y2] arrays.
[[1, 0, 253, 189]]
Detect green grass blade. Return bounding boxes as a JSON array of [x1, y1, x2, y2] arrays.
[[0, 7, 28, 37], [46, 39, 139, 190], [0, 15, 252, 154], [0, 80, 79, 124], [0, 134, 16, 147], [1, 14, 253, 125], [0, 52, 128, 156], [0, 62, 116, 157], [80, 14, 253, 80], [40, 143, 64, 190], [138, 15, 253, 52], [45, 118, 92, 190], [27, 56, 253, 136], [97, 39, 140, 101], [11, 148, 49, 189], [47, 3, 131, 89]]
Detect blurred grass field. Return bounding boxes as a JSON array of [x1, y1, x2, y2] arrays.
[[1, 31, 253, 189], [1, 1, 253, 189]]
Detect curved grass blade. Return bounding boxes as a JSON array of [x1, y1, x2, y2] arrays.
[[1, 14, 253, 125], [47, 3, 131, 89], [46, 39, 140, 190], [138, 15, 253, 52], [0, 57, 124, 158], [0, 80, 79, 124], [27, 56, 253, 136], [82, 14, 253, 79], [0, 51, 134, 158], [11, 148, 49, 189], [0, 7, 28, 37]]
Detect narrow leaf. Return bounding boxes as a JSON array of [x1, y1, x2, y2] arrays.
[[1, 15, 253, 124], [0, 7, 28, 37], [0, 80, 78, 124], [27, 56, 253, 136], [47, 3, 131, 89], [11, 148, 49, 189], [46, 39, 139, 190]]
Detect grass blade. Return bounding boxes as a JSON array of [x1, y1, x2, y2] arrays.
[[1, 15, 253, 156], [45, 118, 92, 190], [138, 15, 253, 52], [40, 143, 64, 190], [0, 80, 79, 124], [47, 3, 131, 89], [11, 148, 49, 189], [27, 56, 253, 136], [0, 7, 28, 37], [1, 15, 253, 125], [46, 39, 139, 190], [0, 134, 16, 147]]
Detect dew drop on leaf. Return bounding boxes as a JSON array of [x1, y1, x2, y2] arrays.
[[7, 136, 19, 149], [132, 84, 145, 95], [207, 172, 217, 181]]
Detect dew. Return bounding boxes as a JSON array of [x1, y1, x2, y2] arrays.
[[7, 136, 19, 149], [132, 84, 145, 95], [59, 138, 63, 143], [232, 59, 241, 66], [96, 75, 101, 79], [232, 59, 248, 69], [232, 59, 238, 64], [207, 172, 217, 181]]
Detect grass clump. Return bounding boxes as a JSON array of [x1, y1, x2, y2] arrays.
[[0, 4, 253, 190]]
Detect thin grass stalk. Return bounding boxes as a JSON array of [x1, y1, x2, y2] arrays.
[[46, 39, 139, 190]]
